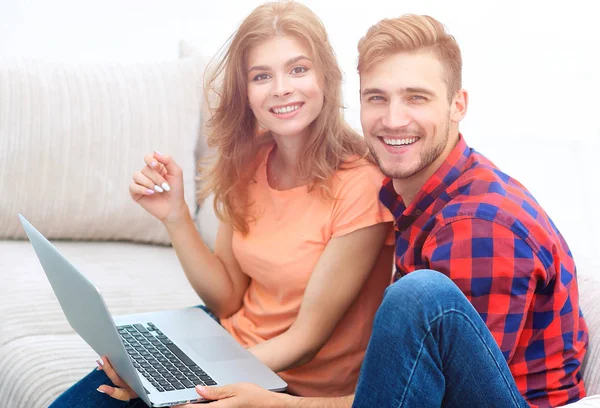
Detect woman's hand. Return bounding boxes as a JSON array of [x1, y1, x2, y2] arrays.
[[173, 383, 291, 408], [96, 356, 139, 402], [129, 151, 189, 226]]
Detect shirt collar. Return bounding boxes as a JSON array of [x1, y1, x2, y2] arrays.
[[379, 134, 472, 230]]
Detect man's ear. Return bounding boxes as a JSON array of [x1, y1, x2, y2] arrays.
[[450, 89, 468, 123]]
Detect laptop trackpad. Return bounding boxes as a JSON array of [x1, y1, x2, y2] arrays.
[[184, 336, 248, 362]]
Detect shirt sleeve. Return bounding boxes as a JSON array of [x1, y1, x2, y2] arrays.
[[330, 163, 394, 240], [421, 217, 547, 362]]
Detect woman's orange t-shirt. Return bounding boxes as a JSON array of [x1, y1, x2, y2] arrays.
[[220, 144, 394, 397]]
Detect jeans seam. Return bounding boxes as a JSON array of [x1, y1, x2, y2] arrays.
[[397, 325, 430, 408], [397, 308, 523, 407]]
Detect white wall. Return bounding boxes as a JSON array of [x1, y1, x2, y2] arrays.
[[1, 0, 599, 267]]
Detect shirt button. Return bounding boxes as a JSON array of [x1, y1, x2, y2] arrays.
[[394, 271, 402, 280], [415, 209, 422, 215]]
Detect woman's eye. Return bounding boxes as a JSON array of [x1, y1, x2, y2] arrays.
[[253, 73, 270, 81], [291, 66, 307, 75]]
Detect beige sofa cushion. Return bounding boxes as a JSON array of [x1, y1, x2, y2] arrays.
[[0, 55, 205, 244]]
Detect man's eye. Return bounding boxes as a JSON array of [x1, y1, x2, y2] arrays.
[[253, 73, 270, 81], [369, 96, 384, 102], [291, 66, 307, 75], [409, 95, 427, 101]]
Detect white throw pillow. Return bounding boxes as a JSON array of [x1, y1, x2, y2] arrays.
[[0, 55, 205, 244]]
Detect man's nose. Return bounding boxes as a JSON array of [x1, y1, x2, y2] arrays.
[[381, 99, 410, 129]]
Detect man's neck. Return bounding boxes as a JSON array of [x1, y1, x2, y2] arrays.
[[392, 133, 459, 208]]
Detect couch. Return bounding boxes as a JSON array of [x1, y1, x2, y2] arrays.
[[1, 44, 599, 408]]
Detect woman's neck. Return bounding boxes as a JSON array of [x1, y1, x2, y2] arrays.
[[270, 129, 309, 173], [268, 131, 310, 190]]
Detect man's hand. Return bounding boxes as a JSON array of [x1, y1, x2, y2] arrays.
[[174, 383, 291, 407]]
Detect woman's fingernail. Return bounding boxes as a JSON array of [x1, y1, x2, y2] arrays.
[[98, 358, 104, 366], [154, 150, 163, 156], [161, 182, 171, 192], [96, 387, 106, 394], [154, 185, 164, 193], [150, 161, 157, 168], [146, 189, 155, 195]]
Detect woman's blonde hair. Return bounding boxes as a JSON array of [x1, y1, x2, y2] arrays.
[[357, 14, 462, 102], [199, 1, 368, 234]]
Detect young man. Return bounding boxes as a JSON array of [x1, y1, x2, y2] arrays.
[[104, 14, 589, 408]]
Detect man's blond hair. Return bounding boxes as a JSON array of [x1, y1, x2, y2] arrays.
[[358, 15, 462, 102]]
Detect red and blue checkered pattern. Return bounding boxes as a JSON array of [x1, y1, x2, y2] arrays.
[[380, 136, 588, 407]]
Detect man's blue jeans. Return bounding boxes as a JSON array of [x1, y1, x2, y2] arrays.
[[352, 269, 529, 408]]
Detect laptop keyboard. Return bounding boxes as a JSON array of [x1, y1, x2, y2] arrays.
[[117, 322, 217, 393]]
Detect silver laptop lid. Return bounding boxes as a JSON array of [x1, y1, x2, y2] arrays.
[[18, 214, 153, 406]]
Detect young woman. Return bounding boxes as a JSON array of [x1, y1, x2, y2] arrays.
[[50, 2, 393, 406]]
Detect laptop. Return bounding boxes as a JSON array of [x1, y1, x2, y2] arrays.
[[19, 214, 287, 407]]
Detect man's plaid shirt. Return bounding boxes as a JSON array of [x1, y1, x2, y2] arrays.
[[380, 136, 588, 407]]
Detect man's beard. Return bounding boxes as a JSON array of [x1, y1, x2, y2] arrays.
[[367, 117, 450, 180]]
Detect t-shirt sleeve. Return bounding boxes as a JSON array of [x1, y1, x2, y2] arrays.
[[330, 162, 394, 240]]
